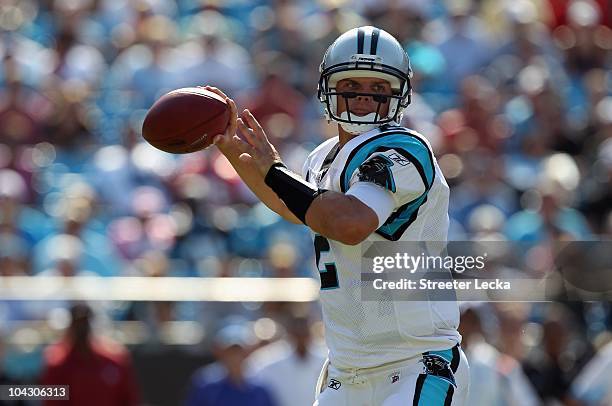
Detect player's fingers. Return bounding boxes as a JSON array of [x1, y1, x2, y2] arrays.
[[231, 134, 252, 153], [237, 118, 260, 148], [242, 110, 268, 141], [200, 85, 227, 98], [204, 86, 228, 100], [226, 98, 238, 135], [211, 98, 236, 148]]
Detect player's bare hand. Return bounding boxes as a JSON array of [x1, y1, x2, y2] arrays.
[[201, 86, 242, 157], [235, 109, 282, 176]]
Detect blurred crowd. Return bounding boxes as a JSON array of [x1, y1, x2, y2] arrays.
[[0, 0, 611, 404]]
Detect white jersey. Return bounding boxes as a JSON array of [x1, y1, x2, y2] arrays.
[[302, 124, 460, 370]]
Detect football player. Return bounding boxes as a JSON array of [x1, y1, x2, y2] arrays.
[[208, 26, 469, 406]]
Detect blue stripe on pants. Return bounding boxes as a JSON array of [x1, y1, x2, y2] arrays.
[[427, 348, 453, 363], [415, 375, 453, 406]]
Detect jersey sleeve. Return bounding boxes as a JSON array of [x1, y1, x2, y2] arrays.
[[341, 132, 436, 239], [346, 181, 396, 228], [301, 153, 312, 183], [347, 146, 432, 208]]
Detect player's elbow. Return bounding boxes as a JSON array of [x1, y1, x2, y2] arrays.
[[333, 215, 376, 245], [337, 231, 368, 246]]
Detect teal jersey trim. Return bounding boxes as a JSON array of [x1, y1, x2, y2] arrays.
[[340, 127, 435, 241], [339, 131, 434, 192], [378, 194, 427, 240]]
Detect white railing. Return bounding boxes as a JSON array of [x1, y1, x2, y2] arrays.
[[0, 276, 320, 302]]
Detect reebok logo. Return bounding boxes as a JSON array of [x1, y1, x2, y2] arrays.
[[388, 153, 410, 166]]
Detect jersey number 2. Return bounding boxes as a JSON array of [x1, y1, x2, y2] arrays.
[[314, 235, 339, 290]]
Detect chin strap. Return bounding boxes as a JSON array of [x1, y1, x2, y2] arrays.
[[264, 163, 328, 223], [334, 109, 389, 135], [338, 122, 379, 135]]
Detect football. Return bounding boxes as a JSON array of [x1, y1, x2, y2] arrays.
[[142, 87, 230, 154]]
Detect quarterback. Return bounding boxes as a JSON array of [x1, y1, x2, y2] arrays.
[[208, 26, 469, 405]]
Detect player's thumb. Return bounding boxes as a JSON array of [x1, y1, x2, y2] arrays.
[[213, 134, 230, 151]]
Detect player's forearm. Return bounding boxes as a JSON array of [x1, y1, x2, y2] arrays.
[[306, 192, 378, 245], [221, 151, 302, 224], [262, 163, 379, 243]]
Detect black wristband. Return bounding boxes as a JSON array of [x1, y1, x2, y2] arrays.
[[264, 162, 326, 223]]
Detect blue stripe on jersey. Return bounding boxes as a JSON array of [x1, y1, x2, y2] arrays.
[[377, 194, 427, 239], [339, 129, 435, 241], [340, 131, 434, 193]]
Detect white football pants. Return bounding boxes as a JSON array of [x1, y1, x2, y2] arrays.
[[313, 345, 469, 406]]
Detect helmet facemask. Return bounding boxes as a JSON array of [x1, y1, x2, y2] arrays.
[[318, 57, 412, 135], [318, 27, 414, 135]]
